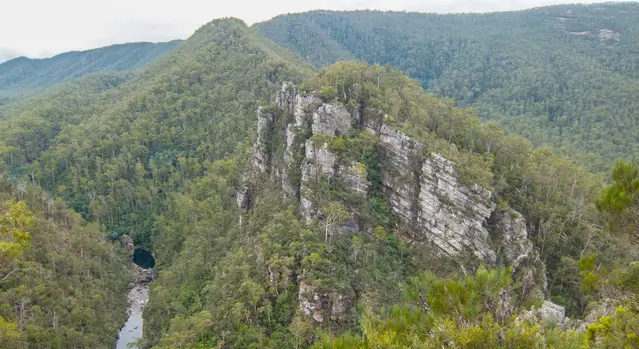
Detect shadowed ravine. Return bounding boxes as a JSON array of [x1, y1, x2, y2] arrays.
[[115, 249, 155, 349]]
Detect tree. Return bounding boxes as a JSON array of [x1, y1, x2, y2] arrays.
[[597, 160, 639, 239], [0, 200, 33, 278], [322, 202, 350, 244]]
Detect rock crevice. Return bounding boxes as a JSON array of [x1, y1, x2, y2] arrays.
[[238, 82, 550, 322]]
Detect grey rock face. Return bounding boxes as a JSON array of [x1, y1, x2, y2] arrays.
[[520, 300, 566, 327], [312, 103, 356, 137], [378, 125, 425, 223], [294, 94, 319, 128], [276, 82, 297, 114], [539, 301, 566, 323], [299, 140, 339, 221], [298, 281, 352, 323], [377, 123, 496, 261], [236, 108, 273, 211], [304, 140, 339, 179], [491, 209, 547, 302], [494, 210, 533, 269], [236, 177, 251, 211], [121, 234, 134, 254], [251, 107, 274, 174], [417, 153, 496, 261], [339, 162, 369, 196]]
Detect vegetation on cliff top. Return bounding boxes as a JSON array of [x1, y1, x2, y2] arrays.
[[255, 3, 639, 172]]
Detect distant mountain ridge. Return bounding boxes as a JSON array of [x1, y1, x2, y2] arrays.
[[0, 40, 182, 99]]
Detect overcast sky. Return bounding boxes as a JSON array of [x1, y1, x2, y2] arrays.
[[0, 0, 624, 63]]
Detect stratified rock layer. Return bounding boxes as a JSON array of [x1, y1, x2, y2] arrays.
[[238, 82, 551, 323]]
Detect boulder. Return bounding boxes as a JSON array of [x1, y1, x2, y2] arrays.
[[298, 281, 352, 324]]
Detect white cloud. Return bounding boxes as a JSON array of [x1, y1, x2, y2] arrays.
[[0, 48, 22, 63], [0, 0, 625, 60]]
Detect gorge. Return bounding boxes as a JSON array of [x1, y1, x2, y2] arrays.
[[116, 238, 155, 349]]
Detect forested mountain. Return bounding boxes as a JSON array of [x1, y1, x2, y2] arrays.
[[0, 18, 312, 347], [1, 5, 639, 349], [255, 3, 639, 171], [0, 40, 181, 100]]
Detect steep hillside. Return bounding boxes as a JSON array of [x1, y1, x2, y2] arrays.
[[0, 18, 313, 348], [145, 61, 638, 348], [255, 3, 639, 171], [0, 178, 130, 348], [0, 40, 181, 99], [1, 18, 311, 246]]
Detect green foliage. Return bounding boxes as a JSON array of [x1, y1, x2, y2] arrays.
[[313, 268, 587, 349], [586, 304, 639, 348], [0, 19, 310, 245], [256, 3, 639, 172], [597, 160, 639, 240], [0, 200, 33, 271], [597, 160, 639, 212], [405, 267, 512, 321], [0, 176, 129, 348]]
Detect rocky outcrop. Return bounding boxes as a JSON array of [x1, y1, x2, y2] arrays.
[[339, 162, 369, 196], [276, 82, 297, 114], [373, 123, 497, 261], [240, 82, 545, 266], [236, 178, 251, 212], [312, 103, 356, 137], [298, 281, 352, 323], [299, 141, 340, 221], [520, 300, 567, 327], [490, 209, 547, 302], [237, 106, 277, 212], [135, 264, 155, 284], [378, 125, 425, 223], [120, 234, 134, 254], [239, 83, 551, 323], [417, 153, 496, 261], [493, 210, 533, 270], [251, 107, 275, 174], [569, 28, 621, 42]]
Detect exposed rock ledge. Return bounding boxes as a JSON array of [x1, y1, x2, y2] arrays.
[[239, 83, 546, 267], [238, 82, 551, 322]]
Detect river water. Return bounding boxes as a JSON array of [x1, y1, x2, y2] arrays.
[[115, 284, 149, 349]]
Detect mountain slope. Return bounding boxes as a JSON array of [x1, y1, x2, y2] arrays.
[[0, 178, 130, 348], [0, 17, 313, 348], [1, 18, 311, 243], [0, 40, 181, 99], [254, 3, 639, 171]]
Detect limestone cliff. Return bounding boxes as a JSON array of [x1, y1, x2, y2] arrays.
[[238, 82, 549, 323]]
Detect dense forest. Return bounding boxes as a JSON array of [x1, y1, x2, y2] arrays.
[[0, 40, 181, 100], [255, 3, 639, 172], [0, 171, 130, 347], [0, 3, 638, 349]]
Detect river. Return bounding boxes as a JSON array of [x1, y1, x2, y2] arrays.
[[115, 283, 149, 349]]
